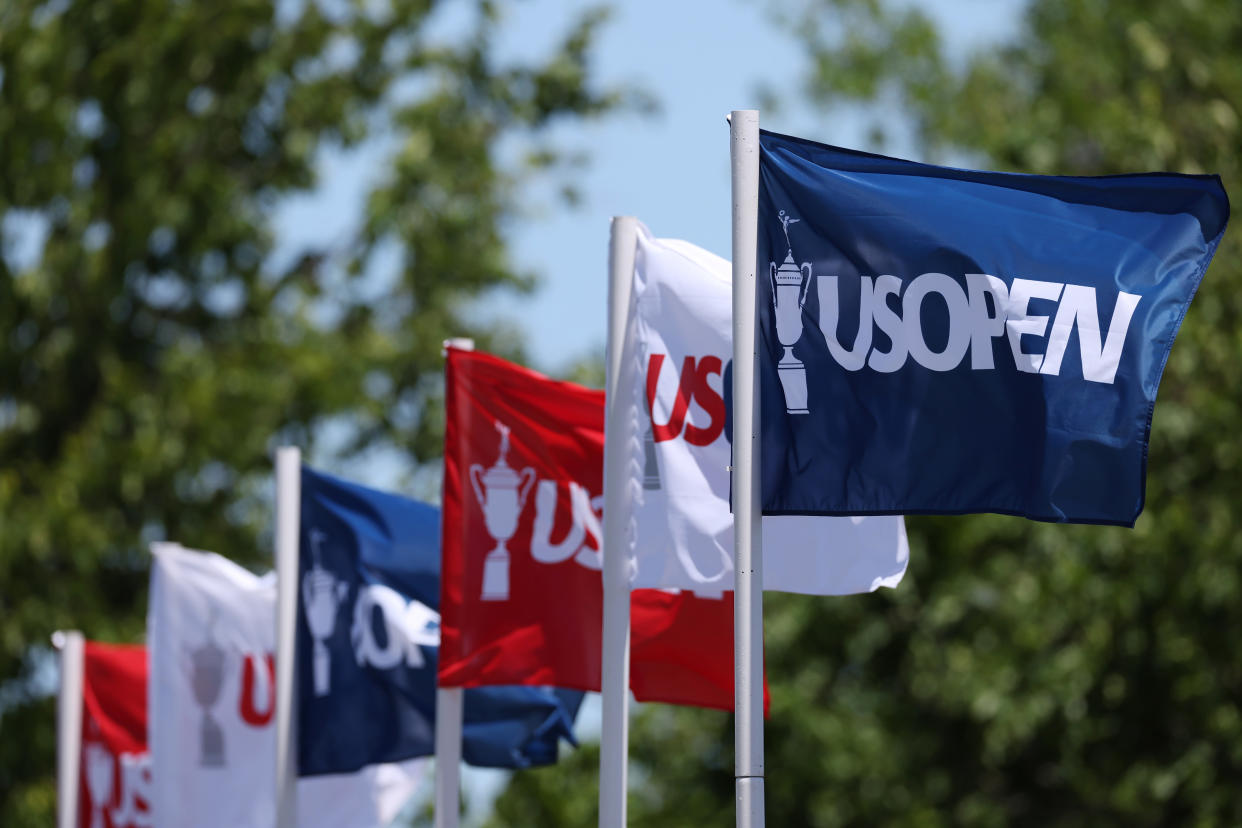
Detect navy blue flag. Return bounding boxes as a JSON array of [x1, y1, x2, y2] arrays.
[[757, 130, 1228, 526], [296, 466, 583, 776]]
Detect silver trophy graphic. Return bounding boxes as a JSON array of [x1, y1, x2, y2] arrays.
[[642, 422, 661, 490], [84, 740, 114, 828], [302, 529, 348, 697], [469, 421, 536, 601], [185, 611, 228, 767], [641, 345, 662, 490], [770, 210, 812, 414]]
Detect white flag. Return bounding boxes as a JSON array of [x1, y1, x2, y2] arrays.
[[621, 225, 909, 595], [147, 542, 425, 828]]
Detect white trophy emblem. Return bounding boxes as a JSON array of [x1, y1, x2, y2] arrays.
[[770, 210, 812, 414], [84, 740, 114, 828], [469, 421, 536, 601], [301, 529, 348, 696]]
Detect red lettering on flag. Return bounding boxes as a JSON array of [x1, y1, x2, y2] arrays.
[[239, 653, 276, 727], [646, 353, 726, 446]]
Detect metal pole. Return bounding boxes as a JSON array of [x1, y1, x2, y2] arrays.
[[433, 686, 463, 828], [729, 109, 765, 828], [599, 215, 639, 828], [274, 446, 301, 828], [53, 630, 85, 828], [436, 337, 473, 828]]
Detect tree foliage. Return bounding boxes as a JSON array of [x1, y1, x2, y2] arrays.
[[0, 0, 626, 821], [489, 1, 1242, 824]]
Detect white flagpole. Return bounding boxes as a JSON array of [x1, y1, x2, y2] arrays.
[[433, 685, 463, 828], [435, 337, 474, 828], [53, 629, 85, 828], [274, 446, 301, 828], [729, 109, 765, 828], [599, 215, 639, 828]]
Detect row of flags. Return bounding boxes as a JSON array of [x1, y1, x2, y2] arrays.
[[68, 516, 582, 828], [61, 229, 911, 825], [58, 120, 1228, 827], [439, 338, 904, 694]]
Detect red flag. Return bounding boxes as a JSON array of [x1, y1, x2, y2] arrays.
[[79, 642, 151, 828], [630, 590, 769, 712], [440, 347, 766, 712]]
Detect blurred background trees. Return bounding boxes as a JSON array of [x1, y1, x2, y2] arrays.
[[0, 0, 627, 821], [488, 0, 1242, 825], [3, 0, 1240, 824]]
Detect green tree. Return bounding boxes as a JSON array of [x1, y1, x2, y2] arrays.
[[0, 0, 628, 821], [489, 1, 1242, 825]]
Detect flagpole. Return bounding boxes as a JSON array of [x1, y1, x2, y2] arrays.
[[274, 445, 301, 828], [436, 337, 474, 828], [433, 684, 462, 828], [53, 630, 85, 828], [729, 109, 765, 828], [600, 215, 639, 828]]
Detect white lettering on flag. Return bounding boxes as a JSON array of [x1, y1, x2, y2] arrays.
[[807, 267, 1139, 381]]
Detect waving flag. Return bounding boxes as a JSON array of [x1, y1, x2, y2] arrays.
[[440, 347, 761, 712], [147, 543, 425, 828], [757, 130, 1229, 526], [78, 642, 150, 828], [622, 224, 907, 594], [297, 466, 582, 776]]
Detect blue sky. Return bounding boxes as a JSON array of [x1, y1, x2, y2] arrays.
[[275, 0, 1027, 384], [276, 0, 1026, 496]]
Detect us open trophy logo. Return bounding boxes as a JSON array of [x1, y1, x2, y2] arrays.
[[770, 210, 812, 414], [84, 738, 113, 828], [642, 422, 661, 490], [640, 344, 662, 490], [302, 528, 348, 696], [469, 421, 536, 601], [184, 610, 229, 767]]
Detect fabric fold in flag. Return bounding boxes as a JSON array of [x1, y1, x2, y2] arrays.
[[440, 347, 764, 713], [79, 641, 150, 828], [756, 129, 1229, 526], [629, 589, 770, 711], [147, 543, 425, 828], [296, 466, 582, 776], [621, 223, 908, 595]]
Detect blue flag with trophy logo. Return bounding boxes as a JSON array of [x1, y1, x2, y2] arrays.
[[296, 466, 582, 776], [757, 130, 1229, 526]]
